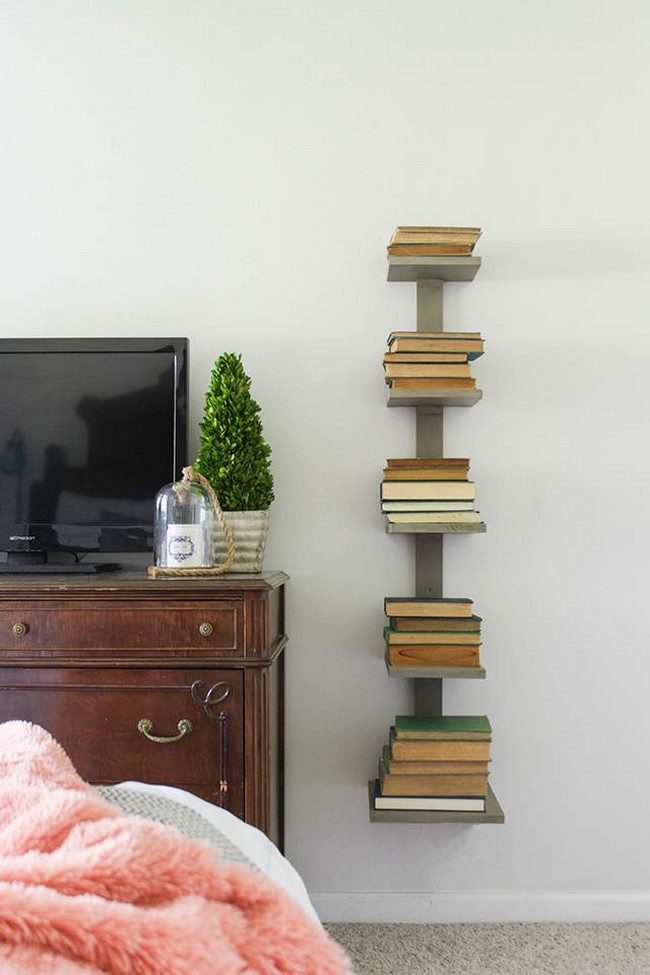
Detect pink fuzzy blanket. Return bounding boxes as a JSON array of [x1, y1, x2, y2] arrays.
[[0, 721, 351, 975]]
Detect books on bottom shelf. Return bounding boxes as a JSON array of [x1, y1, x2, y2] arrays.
[[371, 715, 492, 812], [384, 597, 483, 669]]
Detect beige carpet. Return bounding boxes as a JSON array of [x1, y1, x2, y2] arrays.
[[324, 922, 650, 975]]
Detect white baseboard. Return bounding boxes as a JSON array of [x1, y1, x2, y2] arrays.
[[312, 890, 650, 924]]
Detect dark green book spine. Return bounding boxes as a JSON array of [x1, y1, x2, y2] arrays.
[[395, 714, 492, 735]]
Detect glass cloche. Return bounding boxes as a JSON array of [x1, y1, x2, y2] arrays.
[[153, 469, 215, 569]]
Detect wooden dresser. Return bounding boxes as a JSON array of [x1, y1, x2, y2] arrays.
[[0, 568, 288, 849]]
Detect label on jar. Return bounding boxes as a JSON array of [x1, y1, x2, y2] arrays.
[[165, 524, 208, 567]]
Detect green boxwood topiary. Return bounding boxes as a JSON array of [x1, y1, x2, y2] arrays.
[[194, 352, 274, 511]]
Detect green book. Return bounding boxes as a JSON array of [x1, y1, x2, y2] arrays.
[[394, 714, 492, 740]]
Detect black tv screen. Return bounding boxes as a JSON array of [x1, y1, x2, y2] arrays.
[[0, 338, 187, 570]]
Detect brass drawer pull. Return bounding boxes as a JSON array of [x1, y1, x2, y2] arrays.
[[137, 717, 193, 744], [12, 621, 28, 637], [198, 621, 213, 637]]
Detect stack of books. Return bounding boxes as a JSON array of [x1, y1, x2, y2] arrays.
[[386, 226, 482, 257], [380, 458, 482, 526], [383, 595, 482, 669], [372, 713, 492, 812], [384, 331, 484, 394]]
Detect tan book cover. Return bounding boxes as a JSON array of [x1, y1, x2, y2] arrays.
[[383, 597, 473, 618], [383, 468, 468, 481], [383, 352, 469, 364], [383, 747, 489, 776], [389, 730, 491, 762], [389, 377, 476, 389], [385, 457, 469, 468], [390, 226, 481, 242], [387, 645, 481, 667], [381, 480, 475, 501], [384, 362, 472, 379], [385, 627, 481, 645], [388, 243, 474, 256], [386, 512, 482, 524], [388, 336, 484, 357], [379, 761, 488, 797]]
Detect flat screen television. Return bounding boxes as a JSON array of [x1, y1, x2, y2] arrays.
[[0, 337, 188, 573]]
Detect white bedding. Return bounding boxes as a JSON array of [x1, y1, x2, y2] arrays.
[[111, 781, 320, 924]]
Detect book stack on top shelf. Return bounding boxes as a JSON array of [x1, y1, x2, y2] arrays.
[[386, 226, 482, 257], [372, 714, 492, 812], [386, 226, 482, 283], [384, 595, 482, 672], [380, 458, 485, 534], [384, 330, 484, 398]]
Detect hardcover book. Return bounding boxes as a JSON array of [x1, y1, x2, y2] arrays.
[[372, 780, 486, 812], [394, 714, 492, 739], [384, 597, 473, 618]]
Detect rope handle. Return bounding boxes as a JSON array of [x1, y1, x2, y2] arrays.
[[147, 466, 235, 578]]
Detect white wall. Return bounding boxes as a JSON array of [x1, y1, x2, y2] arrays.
[[2, 0, 650, 922]]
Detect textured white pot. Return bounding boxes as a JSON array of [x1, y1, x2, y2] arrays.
[[212, 510, 269, 573]]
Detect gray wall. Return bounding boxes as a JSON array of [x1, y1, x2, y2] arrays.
[[2, 0, 649, 922]]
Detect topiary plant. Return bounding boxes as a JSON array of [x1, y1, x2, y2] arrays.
[[194, 352, 274, 511]]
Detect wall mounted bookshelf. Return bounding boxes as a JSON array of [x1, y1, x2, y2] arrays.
[[387, 256, 482, 282], [387, 387, 483, 408], [386, 520, 486, 534], [383, 654, 486, 681], [369, 241, 504, 826]]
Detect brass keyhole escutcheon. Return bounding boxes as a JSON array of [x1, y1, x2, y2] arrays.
[[12, 621, 28, 637], [198, 621, 213, 637]]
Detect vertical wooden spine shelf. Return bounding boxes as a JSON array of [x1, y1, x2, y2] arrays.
[[370, 248, 504, 825]]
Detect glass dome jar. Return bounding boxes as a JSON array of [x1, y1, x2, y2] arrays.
[[153, 474, 215, 569]]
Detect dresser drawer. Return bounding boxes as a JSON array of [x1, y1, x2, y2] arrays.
[[0, 667, 245, 814], [0, 599, 243, 656]]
